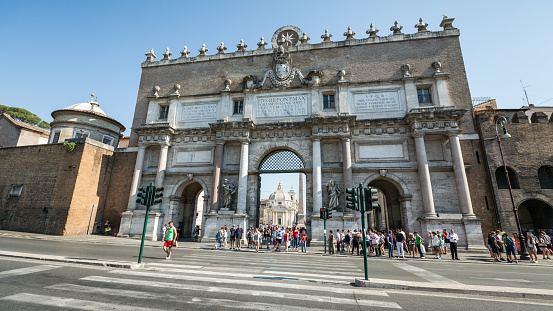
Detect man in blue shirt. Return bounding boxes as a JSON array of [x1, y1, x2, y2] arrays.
[[230, 225, 236, 250], [235, 225, 244, 250], [387, 230, 395, 258]]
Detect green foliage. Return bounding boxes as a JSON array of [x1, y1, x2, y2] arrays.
[[38, 121, 51, 129], [63, 142, 76, 152], [0, 104, 50, 129]]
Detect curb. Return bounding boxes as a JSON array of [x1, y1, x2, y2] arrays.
[[355, 278, 553, 300], [0, 251, 144, 269]]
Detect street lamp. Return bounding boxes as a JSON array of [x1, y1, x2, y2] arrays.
[[494, 116, 529, 260]]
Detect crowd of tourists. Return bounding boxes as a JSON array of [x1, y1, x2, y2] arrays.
[[215, 225, 308, 253], [326, 228, 460, 260], [487, 230, 552, 263]]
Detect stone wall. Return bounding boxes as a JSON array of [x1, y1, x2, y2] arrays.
[[0, 140, 136, 235], [0, 117, 21, 147]]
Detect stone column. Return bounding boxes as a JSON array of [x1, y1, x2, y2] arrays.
[[414, 133, 436, 217], [312, 138, 323, 212], [342, 137, 353, 213], [449, 133, 476, 217], [155, 144, 169, 187], [236, 141, 249, 214], [127, 146, 146, 211], [210, 142, 224, 214]]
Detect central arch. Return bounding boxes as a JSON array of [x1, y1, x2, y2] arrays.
[[256, 149, 306, 228]]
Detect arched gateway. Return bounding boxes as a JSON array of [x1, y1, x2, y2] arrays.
[[120, 21, 486, 248]]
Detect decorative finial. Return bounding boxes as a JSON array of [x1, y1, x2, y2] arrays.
[[343, 26, 356, 40], [223, 79, 232, 91], [366, 24, 379, 38], [163, 47, 172, 60], [257, 37, 268, 50], [145, 48, 156, 62], [299, 32, 310, 45], [171, 84, 181, 96], [180, 46, 190, 58], [337, 70, 346, 83], [321, 29, 333, 42], [414, 18, 429, 33], [198, 44, 209, 56], [90, 93, 95, 102], [439, 14, 456, 30], [236, 39, 247, 52], [153, 86, 160, 98], [390, 21, 403, 35], [401, 64, 412, 77], [216, 42, 227, 54], [432, 61, 443, 74]]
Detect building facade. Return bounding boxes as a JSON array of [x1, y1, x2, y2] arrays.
[[476, 104, 553, 236], [0, 113, 50, 147], [120, 16, 490, 247], [261, 182, 298, 227]]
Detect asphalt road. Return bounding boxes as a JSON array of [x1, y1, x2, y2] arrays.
[[1, 236, 553, 310]]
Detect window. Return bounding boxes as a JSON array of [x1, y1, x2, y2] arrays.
[[102, 135, 114, 146], [417, 87, 432, 105], [323, 94, 335, 109], [495, 167, 520, 189], [51, 131, 60, 143], [233, 100, 244, 114], [159, 105, 169, 120], [8, 184, 23, 199], [538, 166, 553, 189], [74, 130, 89, 139]]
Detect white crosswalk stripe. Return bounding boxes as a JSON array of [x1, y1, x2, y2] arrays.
[[68, 277, 400, 309], [392, 262, 462, 284], [0, 264, 60, 279]]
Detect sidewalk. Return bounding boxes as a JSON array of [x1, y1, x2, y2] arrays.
[[2, 230, 552, 267]]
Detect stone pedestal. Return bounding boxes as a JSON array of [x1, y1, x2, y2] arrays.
[[116, 210, 164, 241], [203, 212, 248, 243], [419, 213, 484, 249]]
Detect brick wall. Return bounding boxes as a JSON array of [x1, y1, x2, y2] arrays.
[[103, 151, 137, 232], [0, 118, 21, 147]]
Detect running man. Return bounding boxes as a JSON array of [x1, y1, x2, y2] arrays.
[[163, 221, 177, 259]]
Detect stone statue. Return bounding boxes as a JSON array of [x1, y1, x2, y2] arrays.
[[326, 179, 341, 210], [222, 179, 236, 209]]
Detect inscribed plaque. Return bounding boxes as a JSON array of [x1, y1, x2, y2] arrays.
[[257, 95, 308, 118], [181, 104, 217, 121], [353, 91, 400, 111]]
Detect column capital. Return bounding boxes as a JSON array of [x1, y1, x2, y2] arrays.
[[341, 136, 351, 142], [399, 194, 413, 202], [311, 137, 321, 142], [446, 131, 462, 137], [412, 131, 425, 138]]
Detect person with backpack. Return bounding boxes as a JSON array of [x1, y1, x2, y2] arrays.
[[503, 233, 518, 263], [352, 229, 360, 256], [344, 230, 351, 253], [527, 232, 539, 263]]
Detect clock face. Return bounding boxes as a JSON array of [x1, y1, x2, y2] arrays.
[[277, 30, 298, 46]]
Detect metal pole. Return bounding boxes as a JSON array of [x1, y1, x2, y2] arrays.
[[359, 183, 369, 281], [138, 202, 150, 264], [324, 209, 327, 254], [496, 134, 529, 260]]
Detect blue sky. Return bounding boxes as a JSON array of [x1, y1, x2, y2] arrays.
[[2, 1, 551, 131], [1, 1, 551, 196]]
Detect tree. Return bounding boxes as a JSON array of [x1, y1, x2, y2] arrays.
[[0, 105, 50, 129]]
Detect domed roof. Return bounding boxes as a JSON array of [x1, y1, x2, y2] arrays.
[[268, 182, 292, 202], [62, 94, 106, 115]]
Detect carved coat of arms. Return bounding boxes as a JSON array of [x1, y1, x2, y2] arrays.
[[269, 46, 296, 87]]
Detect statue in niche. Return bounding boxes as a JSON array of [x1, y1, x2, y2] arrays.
[[222, 179, 236, 209], [326, 179, 342, 210]]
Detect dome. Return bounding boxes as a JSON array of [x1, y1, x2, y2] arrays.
[[63, 94, 106, 115], [268, 182, 292, 202]]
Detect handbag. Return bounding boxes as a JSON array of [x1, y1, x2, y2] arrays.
[[420, 244, 426, 253]]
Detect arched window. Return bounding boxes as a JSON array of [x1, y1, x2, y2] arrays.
[[495, 167, 520, 189], [538, 166, 553, 189]]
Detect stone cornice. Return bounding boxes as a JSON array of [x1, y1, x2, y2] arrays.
[[141, 29, 460, 69]]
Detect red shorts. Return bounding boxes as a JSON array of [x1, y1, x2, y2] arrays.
[[164, 241, 173, 248]]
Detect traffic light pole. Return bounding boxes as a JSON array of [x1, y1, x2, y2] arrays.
[[138, 200, 150, 264], [359, 184, 369, 281], [323, 212, 327, 254]]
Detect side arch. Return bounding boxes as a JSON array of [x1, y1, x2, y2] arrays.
[[362, 173, 411, 196]]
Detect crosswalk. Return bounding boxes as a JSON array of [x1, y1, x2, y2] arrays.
[[0, 252, 403, 310]]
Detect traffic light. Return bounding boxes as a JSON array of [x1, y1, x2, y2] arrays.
[[326, 207, 332, 219], [136, 186, 149, 205], [365, 187, 379, 211], [320, 207, 325, 219], [345, 188, 359, 211], [153, 186, 164, 205]]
